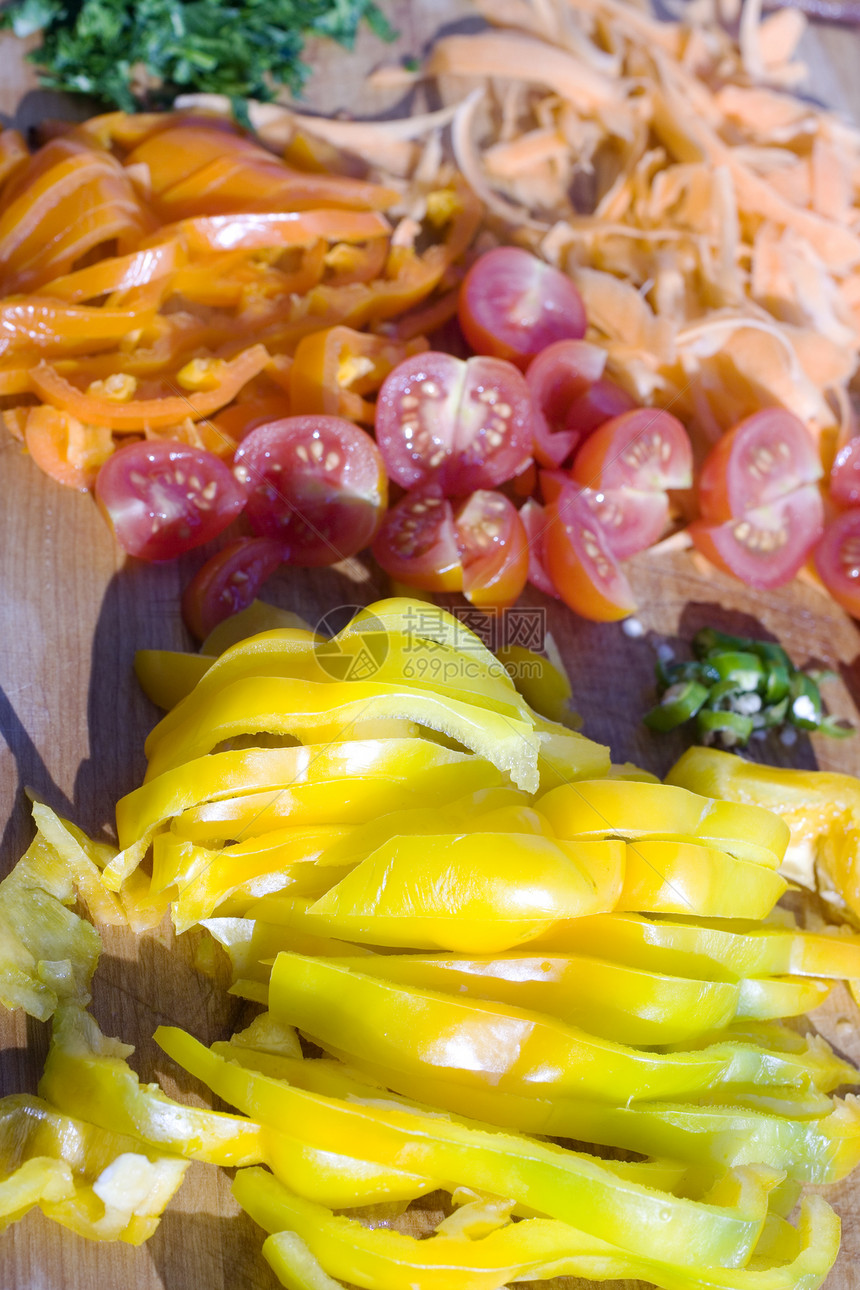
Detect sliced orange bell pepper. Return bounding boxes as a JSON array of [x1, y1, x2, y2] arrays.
[[30, 343, 270, 429], [24, 405, 115, 490], [289, 325, 427, 421]]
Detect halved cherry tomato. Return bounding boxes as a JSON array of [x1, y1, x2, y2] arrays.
[[233, 415, 387, 566], [519, 498, 559, 599], [372, 486, 529, 608], [814, 509, 860, 617], [374, 351, 533, 494], [570, 408, 693, 492], [208, 396, 292, 450], [371, 486, 462, 592], [181, 536, 285, 641], [698, 408, 822, 524], [526, 339, 607, 468], [829, 438, 860, 509], [690, 484, 824, 590], [455, 490, 529, 609], [544, 491, 637, 621], [541, 471, 669, 561], [458, 247, 586, 370], [564, 378, 637, 442], [94, 439, 246, 561]]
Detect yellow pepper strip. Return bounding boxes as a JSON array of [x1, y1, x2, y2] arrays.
[[0, 1094, 188, 1243], [200, 602, 315, 656], [155, 1026, 773, 1267], [151, 827, 354, 933], [667, 746, 860, 919], [0, 821, 102, 1019], [143, 626, 523, 755], [529, 911, 860, 980], [495, 643, 579, 727], [296, 953, 824, 1047], [202, 916, 373, 981], [38, 1003, 264, 1167], [219, 1044, 860, 1187], [134, 649, 214, 711], [141, 675, 542, 792], [537, 780, 790, 868], [268, 954, 855, 1105], [108, 738, 496, 886], [229, 1012, 303, 1060], [235, 1168, 838, 1290], [619, 841, 787, 920], [299, 835, 624, 953]]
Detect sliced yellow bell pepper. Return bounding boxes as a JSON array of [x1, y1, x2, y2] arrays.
[[38, 1003, 264, 1167], [0, 817, 103, 1019], [202, 916, 372, 982], [234, 1167, 838, 1290], [156, 1026, 774, 1268], [108, 739, 499, 886], [0, 1094, 188, 1244], [619, 841, 787, 920], [531, 911, 860, 981], [219, 1041, 860, 1187], [295, 952, 826, 1047], [537, 780, 790, 868], [667, 746, 860, 920], [151, 826, 354, 933], [299, 834, 625, 953], [141, 675, 542, 791], [134, 649, 214, 711], [267, 954, 855, 1105]]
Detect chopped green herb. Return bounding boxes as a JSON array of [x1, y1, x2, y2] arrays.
[[643, 626, 854, 749], [1, 0, 397, 112]]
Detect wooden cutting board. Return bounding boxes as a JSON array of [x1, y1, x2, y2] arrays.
[[4, 4, 860, 1286]]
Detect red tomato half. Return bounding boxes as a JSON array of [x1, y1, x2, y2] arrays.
[[182, 536, 284, 641], [371, 487, 462, 592], [544, 492, 637, 622], [815, 509, 860, 617], [374, 352, 533, 494], [563, 379, 636, 443], [458, 247, 587, 370], [690, 484, 824, 590], [829, 438, 860, 509], [233, 415, 386, 566], [541, 472, 669, 561], [519, 498, 559, 599], [698, 408, 822, 524], [525, 339, 606, 468], [455, 490, 529, 609], [570, 407, 693, 493], [95, 439, 246, 561]]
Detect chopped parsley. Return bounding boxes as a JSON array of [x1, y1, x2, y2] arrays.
[[2, 0, 396, 112]]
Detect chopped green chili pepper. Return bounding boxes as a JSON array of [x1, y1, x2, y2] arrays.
[[645, 628, 852, 748], [643, 681, 710, 733], [696, 710, 755, 746]]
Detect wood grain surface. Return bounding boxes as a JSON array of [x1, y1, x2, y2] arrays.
[[4, 4, 860, 1288]]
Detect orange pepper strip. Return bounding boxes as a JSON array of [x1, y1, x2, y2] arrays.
[[0, 365, 33, 396], [30, 343, 270, 429], [149, 210, 391, 256], [0, 299, 157, 357], [0, 141, 150, 291], [290, 326, 428, 421], [24, 405, 115, 490], [0, 129, 28, 191], [40, 241, 186, 303]]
